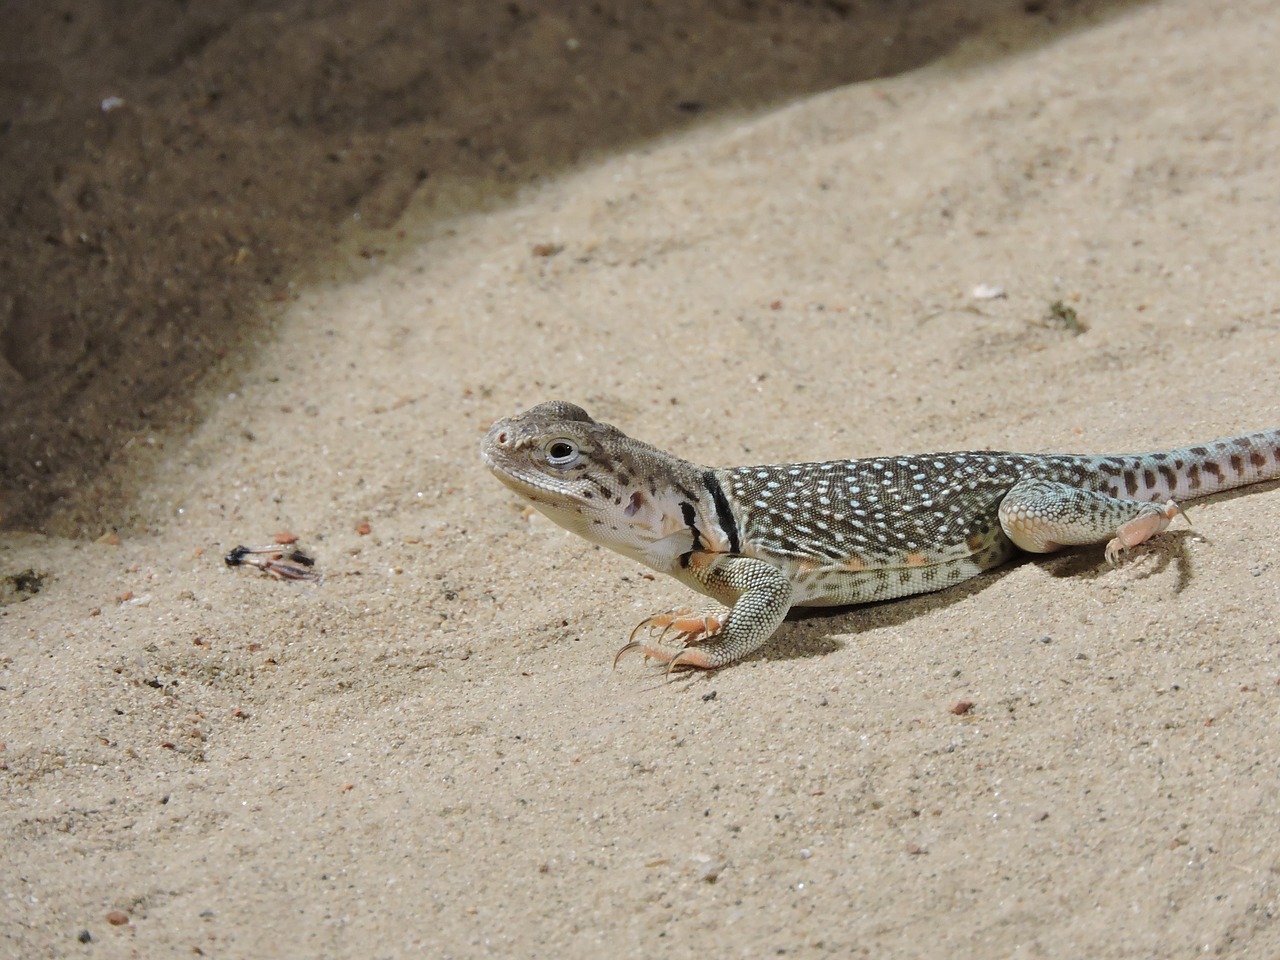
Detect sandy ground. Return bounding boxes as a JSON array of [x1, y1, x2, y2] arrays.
[[4, 0, 1280, 957]]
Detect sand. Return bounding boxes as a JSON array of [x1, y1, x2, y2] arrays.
[[3, 0, 1279, 956]]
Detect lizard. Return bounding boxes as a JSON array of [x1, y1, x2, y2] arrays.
[[482, 401, 1280, 671]]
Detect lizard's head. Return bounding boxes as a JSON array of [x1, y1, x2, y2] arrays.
[[481, 401, 708, 567]]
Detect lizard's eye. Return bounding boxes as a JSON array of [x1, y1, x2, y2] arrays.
[[544, 439, 581, 467]]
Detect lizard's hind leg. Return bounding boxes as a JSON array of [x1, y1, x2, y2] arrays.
[[998, 479, 1182, 564]]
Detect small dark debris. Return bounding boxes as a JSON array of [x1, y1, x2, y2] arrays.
[[1045, 300, 1086, 334], [7, 569, 43, 594], [531, 242, 564, 258], [701, 690, 717, 702], [950, 700, 975, 716], [2, 569, 45, 605], [77, 930, 92, 943], [225, 544, 319, 581]]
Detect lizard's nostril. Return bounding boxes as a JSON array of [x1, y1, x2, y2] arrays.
[[497, 431, 508, 444]]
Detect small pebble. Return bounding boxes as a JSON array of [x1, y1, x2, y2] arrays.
[[690, 854, 727, 882], [105, 910, 129, 926]]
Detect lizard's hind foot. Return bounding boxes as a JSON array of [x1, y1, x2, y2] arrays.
[[1105, 500, 1181, 564]]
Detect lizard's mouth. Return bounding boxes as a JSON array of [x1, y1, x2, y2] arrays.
[[482, 444, 592, 512]]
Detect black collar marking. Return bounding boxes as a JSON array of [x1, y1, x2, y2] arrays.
[[680, 500, 703, 552], [702, 471, 741, 555]]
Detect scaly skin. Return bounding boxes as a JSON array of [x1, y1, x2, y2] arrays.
[[482, 401, 1280, 671]]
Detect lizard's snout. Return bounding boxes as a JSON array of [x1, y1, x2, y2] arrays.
[[483, 418, 514, 451], [481, 420, 514, 471]]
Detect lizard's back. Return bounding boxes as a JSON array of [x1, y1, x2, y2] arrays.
[[718, 433, 1280, 606]]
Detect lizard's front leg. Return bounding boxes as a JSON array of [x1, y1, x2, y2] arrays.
[[619, 552, 793, 671]]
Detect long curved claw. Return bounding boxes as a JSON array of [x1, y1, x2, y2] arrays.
[[612, 641, 641, 670], [626, 619, 651, 646]]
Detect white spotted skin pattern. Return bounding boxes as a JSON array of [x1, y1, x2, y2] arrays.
[[484, 402, 1280, 667], [718, 455, 1023, 605], [715, 433, 1280, 606]]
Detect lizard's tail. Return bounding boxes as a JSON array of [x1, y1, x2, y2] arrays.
[[1094, 428, 1280, 503]]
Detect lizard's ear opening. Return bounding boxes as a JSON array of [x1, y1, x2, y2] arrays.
[[543, 438, 582, 468]]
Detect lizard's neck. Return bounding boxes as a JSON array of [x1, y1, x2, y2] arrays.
[[600, 464, 740, 574]]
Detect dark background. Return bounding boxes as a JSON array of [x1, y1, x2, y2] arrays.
[[0, 0, 1134, 534]]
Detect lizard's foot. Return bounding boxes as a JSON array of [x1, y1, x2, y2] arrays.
[[1105, 499, 1181, 565], [613, 608, 724, 670]]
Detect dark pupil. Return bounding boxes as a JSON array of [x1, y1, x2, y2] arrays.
[[549, 442, 574, 460]]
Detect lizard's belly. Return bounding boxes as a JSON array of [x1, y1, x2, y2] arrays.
[[784, 534, 1018, 607]]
